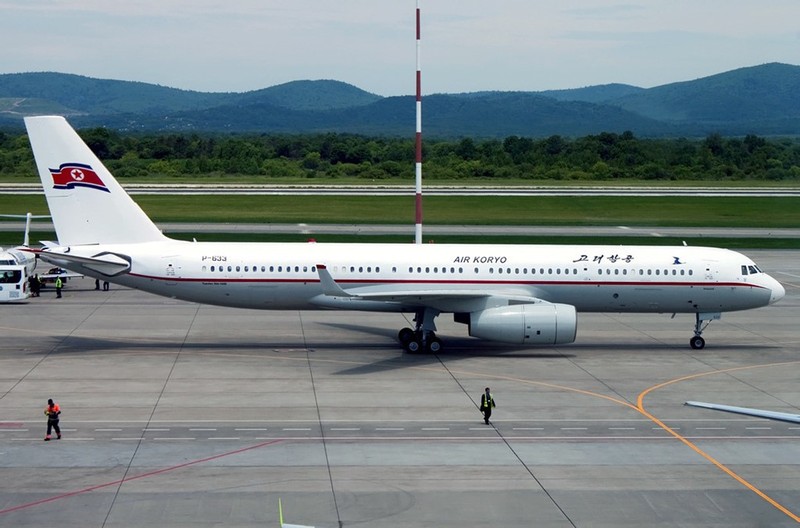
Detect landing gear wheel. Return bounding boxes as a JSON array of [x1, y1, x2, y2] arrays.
[[690, 336, 705, 350], [398, 327, 415, 345], [426, 337, 443, 353], [405, 338, 422, 354]]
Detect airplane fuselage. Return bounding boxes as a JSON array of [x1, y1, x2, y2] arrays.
[[51, 240, 781, 315]]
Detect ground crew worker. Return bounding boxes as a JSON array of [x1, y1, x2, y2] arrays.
[[44, 398, 61, 440], [55, 276, 62, 298], [480, 387, 496, 425]]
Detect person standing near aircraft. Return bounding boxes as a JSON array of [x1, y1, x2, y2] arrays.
[[28, 274, 38, 297], [480, 387, 496, 425], [55, 276, 62, 298], [44, 398, 61, 440]]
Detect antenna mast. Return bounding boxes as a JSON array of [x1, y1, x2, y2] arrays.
[[414, 0, 423, 244]]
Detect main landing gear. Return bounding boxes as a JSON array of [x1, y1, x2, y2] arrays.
[[398, 308, 442, 353], [690, 312, 721, 350]]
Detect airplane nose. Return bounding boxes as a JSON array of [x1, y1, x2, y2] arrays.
[[769, 277, 785, 304]]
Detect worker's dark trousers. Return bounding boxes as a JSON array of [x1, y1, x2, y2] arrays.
[[47, 420, 60, 437]]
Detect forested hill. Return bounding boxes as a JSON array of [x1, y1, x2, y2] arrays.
[[1, 63, 799, 137]]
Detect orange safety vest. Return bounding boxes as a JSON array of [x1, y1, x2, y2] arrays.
[[45, 403, 61, 420]]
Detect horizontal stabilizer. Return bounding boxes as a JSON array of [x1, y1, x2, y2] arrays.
[[38, 249, 131, 277]]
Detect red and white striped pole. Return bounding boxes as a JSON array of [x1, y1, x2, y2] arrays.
[[414, 0, 423, 244]]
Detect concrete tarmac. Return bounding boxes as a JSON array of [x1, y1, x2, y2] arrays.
[[1, 250, 799, 527]]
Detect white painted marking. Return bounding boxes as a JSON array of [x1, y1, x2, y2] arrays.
[[95, 428, 122, 432], [421, 427, 450, 431], [154, 437, 195, 441], [696, 427, 727, 430], [190, 428, 218, 431], [375, 427, 404, 431], [745, 427, 772, 430], [513, 427, 543, 431], [608, 427, 636, 431], [330, 428, 360, 431], [112, 438, 141, 441], [283, 428, 311, 431], [143, 428, 170, 432], [235, 428, 268, 431], [208, 437, 240, 440], [561, 427, 588, 431]]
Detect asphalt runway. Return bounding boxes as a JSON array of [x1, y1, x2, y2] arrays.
[[1, 250, 799, 527]]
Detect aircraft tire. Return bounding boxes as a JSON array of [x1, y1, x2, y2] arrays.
[[426, 337, 443, 353], [398, 327, 415, 344], [690, 336, 705, 349], [405, 338, 422, 353]]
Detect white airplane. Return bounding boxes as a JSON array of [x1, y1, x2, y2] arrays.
[[24, 116, 785, 351]]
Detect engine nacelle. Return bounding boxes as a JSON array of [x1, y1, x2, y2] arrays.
[[467, 304, 577, 345]]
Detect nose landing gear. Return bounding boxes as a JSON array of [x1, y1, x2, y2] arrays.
[[690, 312, 720, 349]]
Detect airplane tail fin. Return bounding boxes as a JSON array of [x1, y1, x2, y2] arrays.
[[24, 116, 166, 246]]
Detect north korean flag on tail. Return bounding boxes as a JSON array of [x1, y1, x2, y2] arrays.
[[49, 162, 110, 193]]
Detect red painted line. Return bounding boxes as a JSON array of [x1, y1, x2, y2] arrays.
[[0, 439, 282, 515]]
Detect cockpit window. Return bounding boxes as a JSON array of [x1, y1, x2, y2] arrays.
[[748, 265, 759, 275], [741, 265, 748, 276]]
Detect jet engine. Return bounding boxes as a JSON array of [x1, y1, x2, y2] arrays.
[[464, 303, 577, 345]]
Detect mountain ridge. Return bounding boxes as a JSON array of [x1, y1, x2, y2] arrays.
[[1, 63, 798, 137]]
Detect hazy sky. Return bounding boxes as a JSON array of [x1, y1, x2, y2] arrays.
[[1, 1, 798, 96]]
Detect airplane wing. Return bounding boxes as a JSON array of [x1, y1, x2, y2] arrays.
[[315, 264, 547, 311], [685, 401, 800, 424], [279, 498, 314, 528]]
